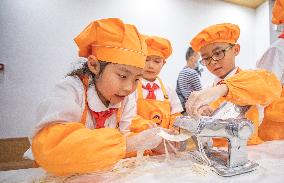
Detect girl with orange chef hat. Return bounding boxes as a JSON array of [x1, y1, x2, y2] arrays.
[[31, 18, 164, 176]]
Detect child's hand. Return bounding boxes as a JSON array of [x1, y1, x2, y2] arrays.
[[197, 105, 214, 116], [165, 127, 179, 135], [186, 84, 228, 117], [147, 122, 158, 129], [151, 128, 182, 154], [152, 140, 180, 154], [126, 127, 162, 153]]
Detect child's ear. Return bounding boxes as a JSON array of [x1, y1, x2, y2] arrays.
[[233, 44, 240, 56], [87, 55, 100, 75]]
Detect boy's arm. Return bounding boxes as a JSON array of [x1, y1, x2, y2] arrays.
[[223, 69, 282, 106], [187, 70, 282, 117]]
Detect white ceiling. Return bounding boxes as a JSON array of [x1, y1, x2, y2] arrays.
[[223, 0, 266, 8]]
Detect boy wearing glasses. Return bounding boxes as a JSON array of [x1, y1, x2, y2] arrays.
[[130, 35, 183, 133], [186, 23, 282, 146]]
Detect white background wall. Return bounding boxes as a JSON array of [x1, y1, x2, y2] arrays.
[[255, 0, 270, 63], [0, 0, 270, 138]]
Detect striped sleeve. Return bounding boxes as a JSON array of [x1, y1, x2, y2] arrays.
[[177, 68, 202, 100]]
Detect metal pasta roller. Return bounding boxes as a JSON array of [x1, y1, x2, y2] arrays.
[[173, 115, 259, 177]]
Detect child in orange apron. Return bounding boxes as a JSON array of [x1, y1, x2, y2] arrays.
[[31, 18, 164, 176], [130, 35, 183, 134], [186, 23, 282, 146], [257, 0, 284, 141]]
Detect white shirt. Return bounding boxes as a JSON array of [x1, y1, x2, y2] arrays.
[[131, 78, 183, 114], [32, 76, 136, 137], [256, 38, 284, 85]]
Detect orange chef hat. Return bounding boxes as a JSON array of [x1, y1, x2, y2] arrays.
[[144, 35, 172, 59], [74, 18, 147, 69], [190, 23, 240, 52], [272, 0, 284, 25]]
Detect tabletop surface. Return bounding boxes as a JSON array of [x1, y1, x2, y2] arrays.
[[1, 140, 284, 183]]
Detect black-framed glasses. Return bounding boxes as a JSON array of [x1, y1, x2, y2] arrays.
[[200, 45, 234, 66]]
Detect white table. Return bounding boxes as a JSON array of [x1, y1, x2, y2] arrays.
[[1, 140, 284, 183]]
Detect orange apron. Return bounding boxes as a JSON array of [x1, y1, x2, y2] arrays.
[[259, 87, 284, 140], [137, 78, 172, 128]]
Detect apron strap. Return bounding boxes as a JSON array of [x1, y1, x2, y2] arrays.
[[157, 77, 169, 101], [137, 81, 144, 99], [80, 76, 89, 126]]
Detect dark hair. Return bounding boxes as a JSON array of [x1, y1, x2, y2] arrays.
[[185, 47, 195, 61], [67, 60, 111, 86]]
